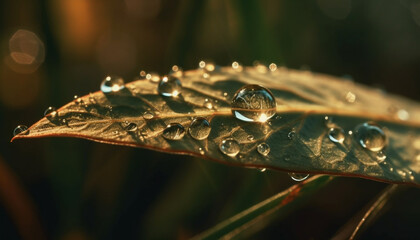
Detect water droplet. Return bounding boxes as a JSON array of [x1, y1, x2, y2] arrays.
[[247, 135, 254, 141], [139, 70, 147, 78], [289, 173, 309, 182], [344, 91, 356, 103], [223, 92, 228, 97], [324, 116, 333, 127], [162, 123, 185, 140], [125, 123, 138, 132], [74, 95, 83, 104], [389, 167, 394, 172], [199, 60, 216, 72], [288, 131, 296, 140], [397, 109, 409, 121], [354, 122, 387, 152], [188, 117, 211, 140], [219, 138, 240, 157], [231, 84, 277, 122], [158, 76, 182, 97], [376, 151, 387, 162], [348, 130, 353, 135], [257, 143, 270, 156], [143, 111, 154, 120], [259, 168, 267, 172], [100, 75, 125, 93], [13, 125, 28, 136], [203, 99, 213, 109], [254, 62, 268, 73], [44, 106, 56, 117], [232, 61, 243, 71], [328, 127, 345, 143], [146, 72, 160, 83], [269, 63, 277, 72], [170, 65, 183, 77], [198, 147, 205, 155]]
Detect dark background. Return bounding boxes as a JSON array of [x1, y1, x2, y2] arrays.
[[1, 0, 420, 239]]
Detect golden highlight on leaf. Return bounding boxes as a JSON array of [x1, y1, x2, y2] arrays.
[[12, 66, 420, 185]]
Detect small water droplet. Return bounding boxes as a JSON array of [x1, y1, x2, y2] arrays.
[[199, 60, 216, 72], [288, 131, 296, 140], [257, 143, 270, 156], [324, 116, 333, 127], [44, 106, 56, 117], [170, 65, 183, 77], [188, 117, 211, 140], [269, 63, 277, 72], [140, 129, 148, 137], [254, 61, 268, 73], [143, 111, 154, 120], [146, 72, 161, 83], [100, 75, 125, 93], [344, 91, 356, 103], [354, 122, 387, 152], [389, 167, 394, 172], [158, 76, 182, 97], [247, 135, 254, 141], [198, 147, 205, 155], [125, 123, 138, 132], [139, 70, 147, 78], [289, 173, 309, 182], [162, 123, 185, 140], [13, 125, 29, 136], [203, 99, 213, 109], [376, 151, 387, 162], [259, 168, 267, 172], [219, 138, 240, 157], [223, 92, 228, 97], [397, 109, 409, 121], [231, 84, 277, 123], [328, 127, 345, 143], [73, 95, 83, 104], [348, 130, 353, 135], [231, 61, 243, 72]]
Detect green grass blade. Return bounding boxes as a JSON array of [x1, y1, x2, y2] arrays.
[[192, 175, 334, 240]]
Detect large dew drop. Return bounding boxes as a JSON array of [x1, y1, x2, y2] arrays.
[[231, 84, 277, 123], [288, 173, 309, 182], [354, 122, 387, 152], [158, 76, 182, 97], [188, 117, 211, 140], [219, 138, 240, 157], [162, 123, 185, 140], [328, 127, 345, 143], [100, 75, 125, 93], [13, 125, 29, 136]]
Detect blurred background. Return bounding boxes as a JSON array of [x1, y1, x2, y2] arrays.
[[1, 0, 420, 239]]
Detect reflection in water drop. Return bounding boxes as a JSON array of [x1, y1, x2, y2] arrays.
[[354, 122, 387, 152], [219, 138, 240, 157], [101, 75, 125, 93], [259, 168, 267, 172], [198, 147, 205, 155], [13, 125, 29, 136], [44, 106, 56, 117], [188, 117, 211, 140], [232, 61, 243, 72], [143, 111, 154, 120], [158, 76, 182, 97], [257, 143, 270, 156], [328, 127, 345, 143], [125, 123, 138, 132], [231, 84, 277, 123], [162, 123, 185, 140], [289, 173, 309, 182], [269, 63, 277, 72], [170, 65, 183, 77], [345, 91, 356, 103]]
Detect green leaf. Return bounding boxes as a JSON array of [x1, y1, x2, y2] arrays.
[[12, 65, 420, 185]]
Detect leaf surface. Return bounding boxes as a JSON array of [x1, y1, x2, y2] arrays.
[[12, 66, 420, 185]]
